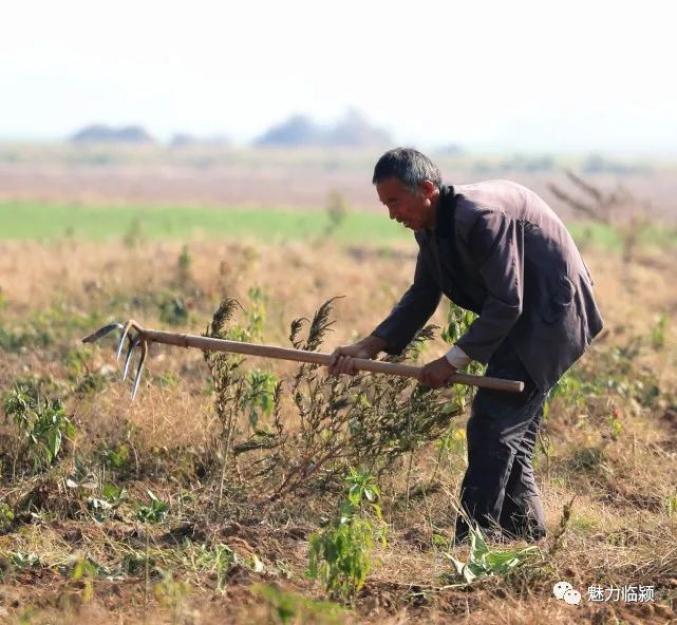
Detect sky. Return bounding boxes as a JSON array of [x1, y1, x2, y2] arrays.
[[1, 0, 675, 154]]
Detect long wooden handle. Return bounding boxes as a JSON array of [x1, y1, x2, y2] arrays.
[[141, 328, 525, 393]]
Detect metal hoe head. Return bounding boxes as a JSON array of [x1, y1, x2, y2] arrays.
[[82, 320, 148, 400]]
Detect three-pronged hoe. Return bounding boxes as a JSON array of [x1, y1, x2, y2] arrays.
[[82, 320, 148, 400]]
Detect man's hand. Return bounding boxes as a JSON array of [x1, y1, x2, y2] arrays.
[[328, 335, 387, 376], [419, 356, 457, 389]]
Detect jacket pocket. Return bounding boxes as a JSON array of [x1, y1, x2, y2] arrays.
[[540, 274, 575, 324]]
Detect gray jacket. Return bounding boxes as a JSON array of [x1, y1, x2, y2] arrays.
[[372, 180, 604, 390]]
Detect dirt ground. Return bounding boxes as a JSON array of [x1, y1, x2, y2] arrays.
[[0, 231, 675, 624]]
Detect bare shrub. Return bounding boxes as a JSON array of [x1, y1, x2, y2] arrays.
[[202, 296, 471, 505]]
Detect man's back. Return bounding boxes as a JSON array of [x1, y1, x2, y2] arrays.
[[449, 180, 603, 388]]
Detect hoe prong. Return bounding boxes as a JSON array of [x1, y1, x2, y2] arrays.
[[122, 335, 142, 381], [131, 340, 148, 401], [116, 320, 134, 362], [82, 323, 124, 344]]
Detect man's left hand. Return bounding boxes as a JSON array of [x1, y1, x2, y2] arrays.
[[419, 357, 457, 389]]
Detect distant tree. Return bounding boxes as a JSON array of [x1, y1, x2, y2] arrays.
[[254, 110, 392, 148], [169, 133, 231, 147], [434, 143, 465, 156], [70, 124, 155, 144], [326, 109, 392, 147], [254, 114, 322, 147]]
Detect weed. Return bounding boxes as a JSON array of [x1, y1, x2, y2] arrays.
[[11, 552, 41, 569], [650, 313, 668, 350], [308, 469, 386, 601], [445, 525, 539, 584], [254, 583, 347, 625], [190, 543, 236, 592], [0, 322, 53, 353], [158, 294, 190, 326], [103, 482, 127, 505], [0, 502, 14, 531], [3, 379, 76, 472], [244, 370, 278, 428], [176, 244, 193, 286], [548, 497, 575, 557], [153, 570, 191, 621], [101, 442, 131, 471], [568, 446, 608, 474], [201, 296, 470, 503], [325, 190, 349, 236], [136, 490, 169, 523], [122, 216, 144, 248], [70, 557, 99, 602]]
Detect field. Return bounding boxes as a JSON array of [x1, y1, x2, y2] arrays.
[[0, 148, 676, 624]]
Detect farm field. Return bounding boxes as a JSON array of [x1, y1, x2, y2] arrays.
[[1, 200, 676, 250], [0, 221, 675, 624]]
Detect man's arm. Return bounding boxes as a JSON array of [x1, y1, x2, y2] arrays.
[[328, 251, 441, 376], [455, 210, 524, 363], [370, 250, 442, 354]]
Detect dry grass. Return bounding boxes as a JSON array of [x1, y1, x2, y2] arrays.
[[0, 236, 675, 625]]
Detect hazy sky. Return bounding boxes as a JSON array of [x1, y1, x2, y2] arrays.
[[2, 0, 675, 153]]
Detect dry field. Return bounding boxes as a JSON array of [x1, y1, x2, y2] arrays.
[[1, 145, 676, 221], [0, 230, 675, 624]]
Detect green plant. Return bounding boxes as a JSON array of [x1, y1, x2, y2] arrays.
[[650, 313, 667, 350], [446, 524, 539, 584], [225, 287, 267, 342], [136, 490, 169, 523], [0, 502, 15, 531], [153, 570, 191, 621], [177, 244, 193, 286], [254, 584, 346, 625], [122, 216, 144, 248], [11, 552, 40, 569], [307, 469, 386, 601], [3, 380, 76, 471], [191, 543, 236, 592], [70, 557, 100, 602], [158, 294, 189, 326], [666, 493, 677, 518], [0, 322, 53, 353], [325, 190, 349, 236], [102, 443, 131, 470], [244, 370, 279, 428]]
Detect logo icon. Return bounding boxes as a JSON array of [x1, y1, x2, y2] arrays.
[[553, 581, 581, 605]]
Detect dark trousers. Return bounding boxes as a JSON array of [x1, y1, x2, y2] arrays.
[[455, 340, 550, 543]]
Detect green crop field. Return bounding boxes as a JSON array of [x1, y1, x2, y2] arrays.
[[0, 201, 407, 243], [1, 201, 675, 253]]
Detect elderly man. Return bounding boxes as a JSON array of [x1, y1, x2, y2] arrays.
[[328, 147, 603, 543]]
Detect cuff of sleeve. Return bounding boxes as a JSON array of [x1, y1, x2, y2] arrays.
[[369, 330, 400, 355], [445, 345, 471, 369]]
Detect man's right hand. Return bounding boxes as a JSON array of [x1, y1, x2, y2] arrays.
[[327, 335, 387, 376]]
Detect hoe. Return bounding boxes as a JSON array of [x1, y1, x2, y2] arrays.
[[82, 319, 525, 399]]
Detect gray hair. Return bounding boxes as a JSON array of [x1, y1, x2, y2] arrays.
[[372, 147, 442, 192]]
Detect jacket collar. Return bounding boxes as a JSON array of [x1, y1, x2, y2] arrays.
[[422, 184, 454, 240]]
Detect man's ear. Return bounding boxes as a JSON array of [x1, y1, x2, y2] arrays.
[[418, 179, 436, 199]]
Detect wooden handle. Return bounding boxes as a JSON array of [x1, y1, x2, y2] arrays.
[[141, 328, 525, 393]]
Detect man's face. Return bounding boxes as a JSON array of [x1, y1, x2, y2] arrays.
[[376, 177, 437, 231]]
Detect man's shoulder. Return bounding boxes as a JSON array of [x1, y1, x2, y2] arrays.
[[455, 180, 529, 209], [452, 180, 522, 235], [453, 179, 553, 235]]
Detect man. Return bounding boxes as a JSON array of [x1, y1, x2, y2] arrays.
[[328, 147, 603, 543]]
